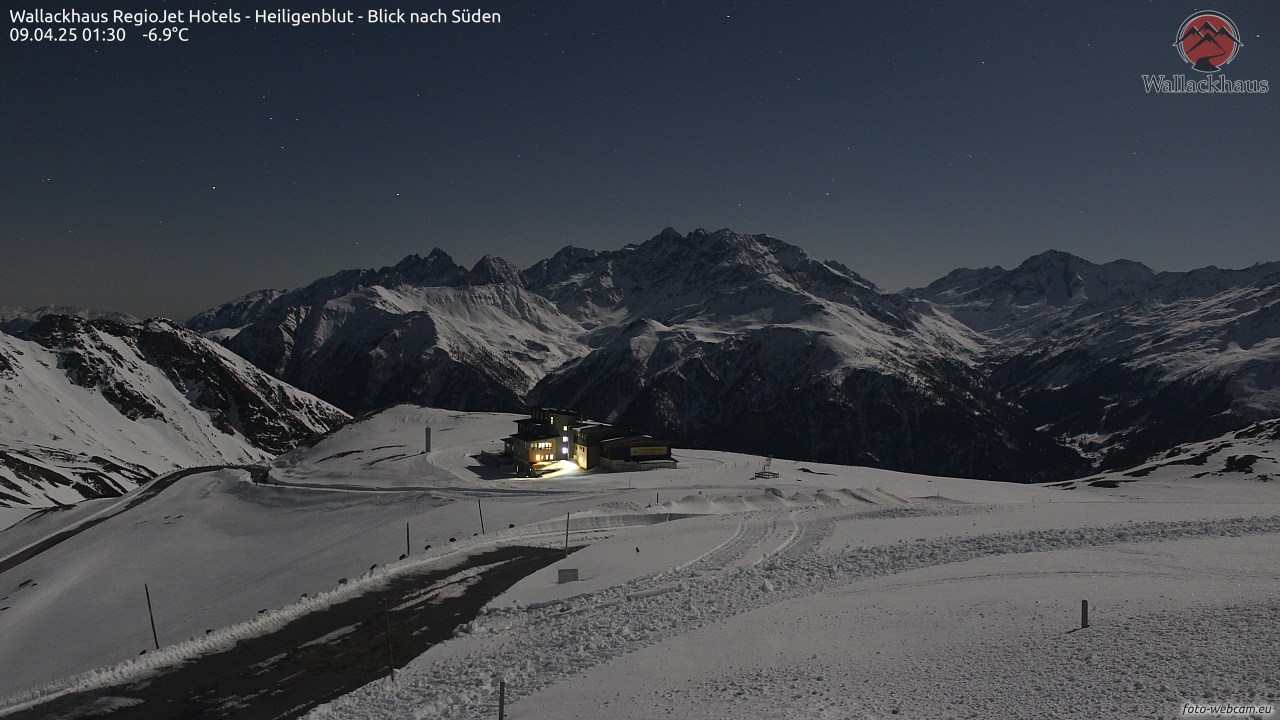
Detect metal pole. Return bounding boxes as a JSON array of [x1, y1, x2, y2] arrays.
[[1081, 599, 1089, 629], [478, 499, 486, 534], [564, 512, 570, 556], [498, 680, 506, 720], [144, 583, 160, 650], [406, 522, 410, 556]]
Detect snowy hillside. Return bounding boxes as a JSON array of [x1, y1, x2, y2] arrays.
[[1, 406, 1275, 719], [1051, 418, 1280, 499], [0, 315, 348, 514]]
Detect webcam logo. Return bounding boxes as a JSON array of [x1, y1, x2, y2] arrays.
[[1175, 11, 1242, 73]]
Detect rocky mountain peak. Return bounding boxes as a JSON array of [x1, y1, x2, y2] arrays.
[[382, 248, 469, 287], [469, 255, 524, 286]]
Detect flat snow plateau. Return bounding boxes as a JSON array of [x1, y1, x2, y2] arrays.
[[1, 405, 1277, 719]]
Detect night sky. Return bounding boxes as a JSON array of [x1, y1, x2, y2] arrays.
[[3, 1, 1278, 320]]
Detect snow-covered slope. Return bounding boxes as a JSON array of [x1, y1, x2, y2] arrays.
[[299, 413, 1279, 720], [5, 406, 1272, 718], [1049, 417, 1280, 500], [0, 315, 349, 512], [0, 404, 1024, 697]]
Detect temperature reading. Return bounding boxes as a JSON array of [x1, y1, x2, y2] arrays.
[[145, 27, 189, 42]]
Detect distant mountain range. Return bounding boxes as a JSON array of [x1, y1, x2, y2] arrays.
[[3, 228, 1276, 507], [911, 251, 1280, 468], [0, 305, 141, 334], [180, 228, 1280, 483]]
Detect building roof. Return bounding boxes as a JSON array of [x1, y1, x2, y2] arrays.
[[506, 432, 559, 442], [573, 424, 633, 443], [527, 406, 581, 416], [599, 434, 668, 449]]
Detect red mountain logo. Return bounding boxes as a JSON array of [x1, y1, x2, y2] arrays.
[[1175, 11, 1242, 73]]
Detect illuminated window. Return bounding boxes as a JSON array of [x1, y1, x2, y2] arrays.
[[562, 435, 568, 442], [561, 446, 569, 455]]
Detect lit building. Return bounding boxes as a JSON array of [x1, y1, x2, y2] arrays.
[[502, 407, 675, 475], [504, 407, 581, 474]]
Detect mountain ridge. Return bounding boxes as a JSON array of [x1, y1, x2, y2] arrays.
[[0, 315, 349, 511], [17, 228, 1272, 487], [186, 229, 1090, 481]]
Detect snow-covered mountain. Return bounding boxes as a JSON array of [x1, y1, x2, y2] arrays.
[[184, 233, 1280, 481], [916, 252, 1280, 468], [191, 230, 1084, 482], [910, 251, 1157, 349], [0, 315, 349, 511], [522, 229, 1081, 480], [0, 305, 141, 334], [188, 250, 586, 414]]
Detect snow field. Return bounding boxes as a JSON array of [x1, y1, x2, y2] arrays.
[[304, 510, 1280, 720], [520, 538, 1278, 720], [0, 473, 888, 701], [4, 405, 1278, 718]]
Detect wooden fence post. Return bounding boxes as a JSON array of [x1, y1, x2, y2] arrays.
[[144, 583, 160, 650]]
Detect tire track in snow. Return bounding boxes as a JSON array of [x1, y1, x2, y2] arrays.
[[685, 517, 770, 573], [304, 513, 1280, 720], [769, 512, 837, 565]]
